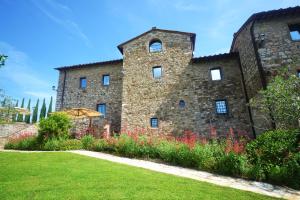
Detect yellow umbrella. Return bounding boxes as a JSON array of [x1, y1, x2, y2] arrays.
[[52, 108, 102, 127], [14, 107, 31, 115]]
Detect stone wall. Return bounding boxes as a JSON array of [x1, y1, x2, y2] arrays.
[[231, 22, 263, 99], [0, 122, 38, 138], [121, 30, 251, 135], [232, 15, 300, 134], [254, 16, 300, 79], [55, 63, 123, 132]]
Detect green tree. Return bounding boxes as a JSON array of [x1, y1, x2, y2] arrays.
[[25, 99, 31, 124], [32, 99, 39, 123], [250, 68, 300, 129], [0, 55, 8, 67], [38, 112, 71, 142], [0, 91, 17, 123], [17, 98, 25, 122], [40, 98, 46, 120], [47, 96, 53, 117], [11, 100, 18, 122]]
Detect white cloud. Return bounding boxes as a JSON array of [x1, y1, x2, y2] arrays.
[[31, 0, 91, 47], [0, 41, 55, 102], [0, 41, 50, 86]]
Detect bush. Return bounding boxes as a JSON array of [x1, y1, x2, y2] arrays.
[[156, 140, 178, 164], [246, 129, 300, 188], [246, 129, 299, 167], [59, 139, 82, 150], [43, 138, 82, 151], [193, 141, 224, 171], [216, 152, 248, 177], [81, 135, 95, 150], [43, 138, 61, 151], [114, 134, 139, 158], [92, 139, 109, 152], [38, 113, 72, 142], [4, 136, 39, 150]]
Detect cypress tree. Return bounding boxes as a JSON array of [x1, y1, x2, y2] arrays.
[[12, 100, 18, 122], [47, 96, 53, 117], [17, 98, 25, 122], [25, 99, 31, 124], [32, 99, 39, 123], [40, 98, 46, 120]]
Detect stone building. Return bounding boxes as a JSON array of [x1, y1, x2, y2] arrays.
[[55, 6, 300, 136]]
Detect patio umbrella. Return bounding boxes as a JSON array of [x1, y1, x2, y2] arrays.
[[52, 108, 102, 127], [14, 107, 31, 115]]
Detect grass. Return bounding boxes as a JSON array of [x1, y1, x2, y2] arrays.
[[0, 152, 280, 200]]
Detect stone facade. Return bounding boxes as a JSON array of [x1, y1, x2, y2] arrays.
[[231, 7, 300, 134], [253, 16, 300, 79], [55, 6, 300, 136], [55, 61, 123, 132], [120, 30, 250, 135]]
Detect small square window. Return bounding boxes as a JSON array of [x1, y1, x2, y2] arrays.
[[179, 100, 185, 108], [289, 24, 300, 41], [80, 77, 87, 89], [152, 66, 162, 79], [150, 118, 158, 128], [211, 68, 222, 81], [102, 75, 110, 86], [97, 103, 106, 117], [297, 70, 300, 78], [215, 100, 228, 114]]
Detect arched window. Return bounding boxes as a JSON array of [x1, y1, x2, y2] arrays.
[[149, 40, 162, 52]]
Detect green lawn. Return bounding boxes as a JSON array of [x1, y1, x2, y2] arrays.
[[0, 152, 280, 200]]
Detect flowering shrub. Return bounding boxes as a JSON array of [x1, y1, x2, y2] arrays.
[[5, 132, 38, 150], [75, 126, 101, 139], [246, 129, 300, 188], [5, 126, 299, 189], [81, 135, 95, 150]]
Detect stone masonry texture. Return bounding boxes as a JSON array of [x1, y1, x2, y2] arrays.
[[56, 6, 300, 136], [231, 11, 300, 134]]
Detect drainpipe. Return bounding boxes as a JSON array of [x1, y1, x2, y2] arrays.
[[237, 53, 256, 139], [60, 70, 67, 110]]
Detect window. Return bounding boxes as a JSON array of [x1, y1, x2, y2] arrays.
[[97, 103, 106, 117], [297, 70, 300, 78], [80, 77, 87, 89], [150, 118, 158, 128], [149, 40, 162, 52], [215, 100, 228, 114], [152, 66, 162, 79], [210, 68, 222, 81], [289, 24, 300, 41], [102, 74, 110, 86], [179, 100, 185, 108]]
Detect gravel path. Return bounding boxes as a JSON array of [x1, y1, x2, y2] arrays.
[[1, 149, 300, 199]]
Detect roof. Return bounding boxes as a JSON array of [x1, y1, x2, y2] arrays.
[[230, 6, 300, 51], [117, 27, 196, 54], [55, 59, 123, 71], [192, 52, 239, 63]]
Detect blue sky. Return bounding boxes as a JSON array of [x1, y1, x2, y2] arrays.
[[0, 0, 299, 109]]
